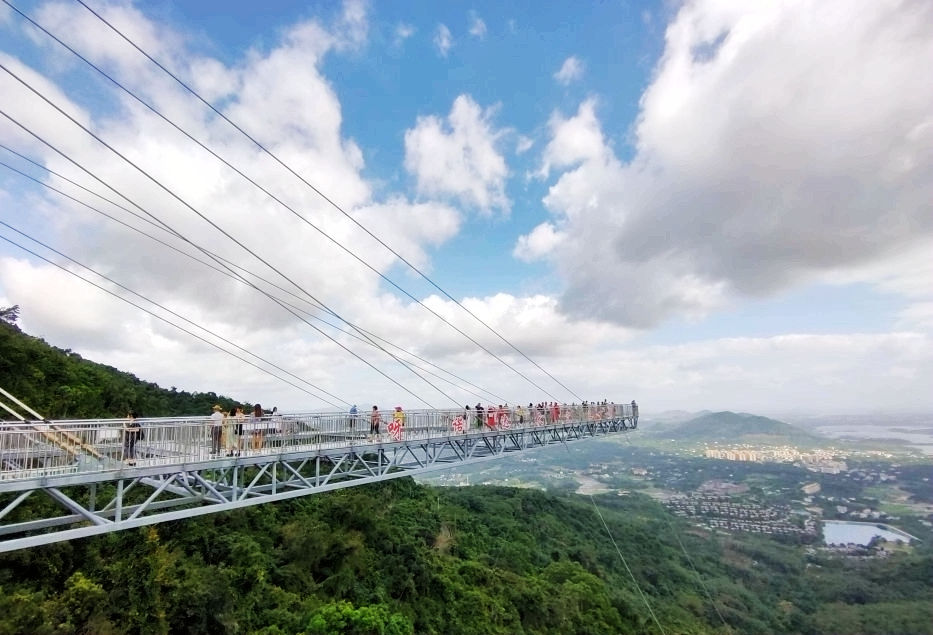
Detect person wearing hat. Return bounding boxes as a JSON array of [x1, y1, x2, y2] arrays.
[[386, 407, 405, 442], [209, 404, 224, 455]]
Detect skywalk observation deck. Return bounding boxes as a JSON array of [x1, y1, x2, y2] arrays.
[[0, 403, 636, 552]]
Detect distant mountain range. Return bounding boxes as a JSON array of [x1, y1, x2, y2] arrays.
[[658, 411, 823, 442], [641, 409, 708, 426]]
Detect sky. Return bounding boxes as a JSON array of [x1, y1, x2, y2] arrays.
[[0, 0, 930, 419]]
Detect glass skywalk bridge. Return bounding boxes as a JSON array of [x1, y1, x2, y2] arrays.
[[0, 403, 636, 552]]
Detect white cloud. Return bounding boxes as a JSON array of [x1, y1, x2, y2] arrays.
[[433, 23, 452, 57], [350, 199, 462, 273], [823, 238, 933, 333], [822, 239, 933, 301], [375, 292, 635, 363], [404, 95, 510, 214], [394, 22, 415, 46], [187, 57, 240, 102], [0, 52, 94, 156], [0, 257, 141, 350], [33, 1, 181, 67], [628, 332, 933, 416], [538, 98, 607, 178], [554, 56, 584, 85], [336, 0, 368, 50], [0, 0, 491, 409], [513, 222, 564, 262], [535, 0, 933, 328], [3, 0, 932, 416], [515, 135, 533, 154], [468, 12, 487, 39], [897, 303, 933, 330]]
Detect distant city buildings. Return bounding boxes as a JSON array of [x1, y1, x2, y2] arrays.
[[703, 445, 847, 473], [664, 491, 816, 538]]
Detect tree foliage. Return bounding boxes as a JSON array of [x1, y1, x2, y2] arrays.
[[0, 481, 930, 635], [1, 319, 931, 634], [0, 305, 19, 325], [0, 319, 243, 419]]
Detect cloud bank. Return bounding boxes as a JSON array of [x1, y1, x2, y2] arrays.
[[521, 0, 933, 328], [0, 0, 930, 415]]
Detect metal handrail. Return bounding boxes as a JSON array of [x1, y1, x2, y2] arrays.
[[0, 403, 635, 482]]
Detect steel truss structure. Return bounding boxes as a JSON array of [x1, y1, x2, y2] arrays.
[[0, 418, 633, 552]]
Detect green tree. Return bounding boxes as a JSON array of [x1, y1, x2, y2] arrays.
[[0, 305, 19, 324], [304, 601, 413, 635], [0, 319, 243, 419]]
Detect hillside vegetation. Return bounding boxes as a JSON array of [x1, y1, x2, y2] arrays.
[[1, 481, 931, 635], [2, 317, 931, 634], [0, 317, 241, 419]]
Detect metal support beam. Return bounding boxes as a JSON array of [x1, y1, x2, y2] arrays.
[[0, 416, 633, 551]]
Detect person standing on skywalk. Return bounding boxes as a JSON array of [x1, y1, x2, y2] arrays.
[[123, 410, 142, 465], [370, 405, 381, 439], [209, 404, 224, 456]]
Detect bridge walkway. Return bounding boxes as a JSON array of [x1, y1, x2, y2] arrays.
[[0, 403, 636, 551]]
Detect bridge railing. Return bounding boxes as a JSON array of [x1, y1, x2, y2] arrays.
[[0, 403, 634, 482]]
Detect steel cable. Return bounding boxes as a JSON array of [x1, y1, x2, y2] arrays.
[[67, 0, 583, 403]]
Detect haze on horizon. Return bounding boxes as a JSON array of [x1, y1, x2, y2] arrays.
[[0, 0, 930, 416]]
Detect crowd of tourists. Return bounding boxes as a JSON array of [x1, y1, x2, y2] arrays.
[[121, 400, 637, 463]]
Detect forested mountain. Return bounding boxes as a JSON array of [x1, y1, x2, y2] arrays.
[[0, 315, 242, 419], [2, 316, 931, 634], [665, 411, 821, 443], [1, 481, 930, 635]]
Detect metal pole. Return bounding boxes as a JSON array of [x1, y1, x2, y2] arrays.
[[0, 387, 45, 420]]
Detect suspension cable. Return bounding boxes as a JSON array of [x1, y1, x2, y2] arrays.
[[0, 151, 510, 405], [0, 219, 352, 408], [588, 494, 668, 635], [1, 0, 563, 402], [0, 64, 459, 406], [663, 515, 732, 633], [555, 430, 665, 633], [0, 234, 346, 408], [615, 431, 731, 632], [0, 95, 446, 408], [67, 0, 583, 403]]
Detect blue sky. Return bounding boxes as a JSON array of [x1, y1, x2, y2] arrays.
[[0, 0, 930, 415], [122, 0, 664, 299]]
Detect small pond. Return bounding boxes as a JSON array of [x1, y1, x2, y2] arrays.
[[822, 520, 914, 546]]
